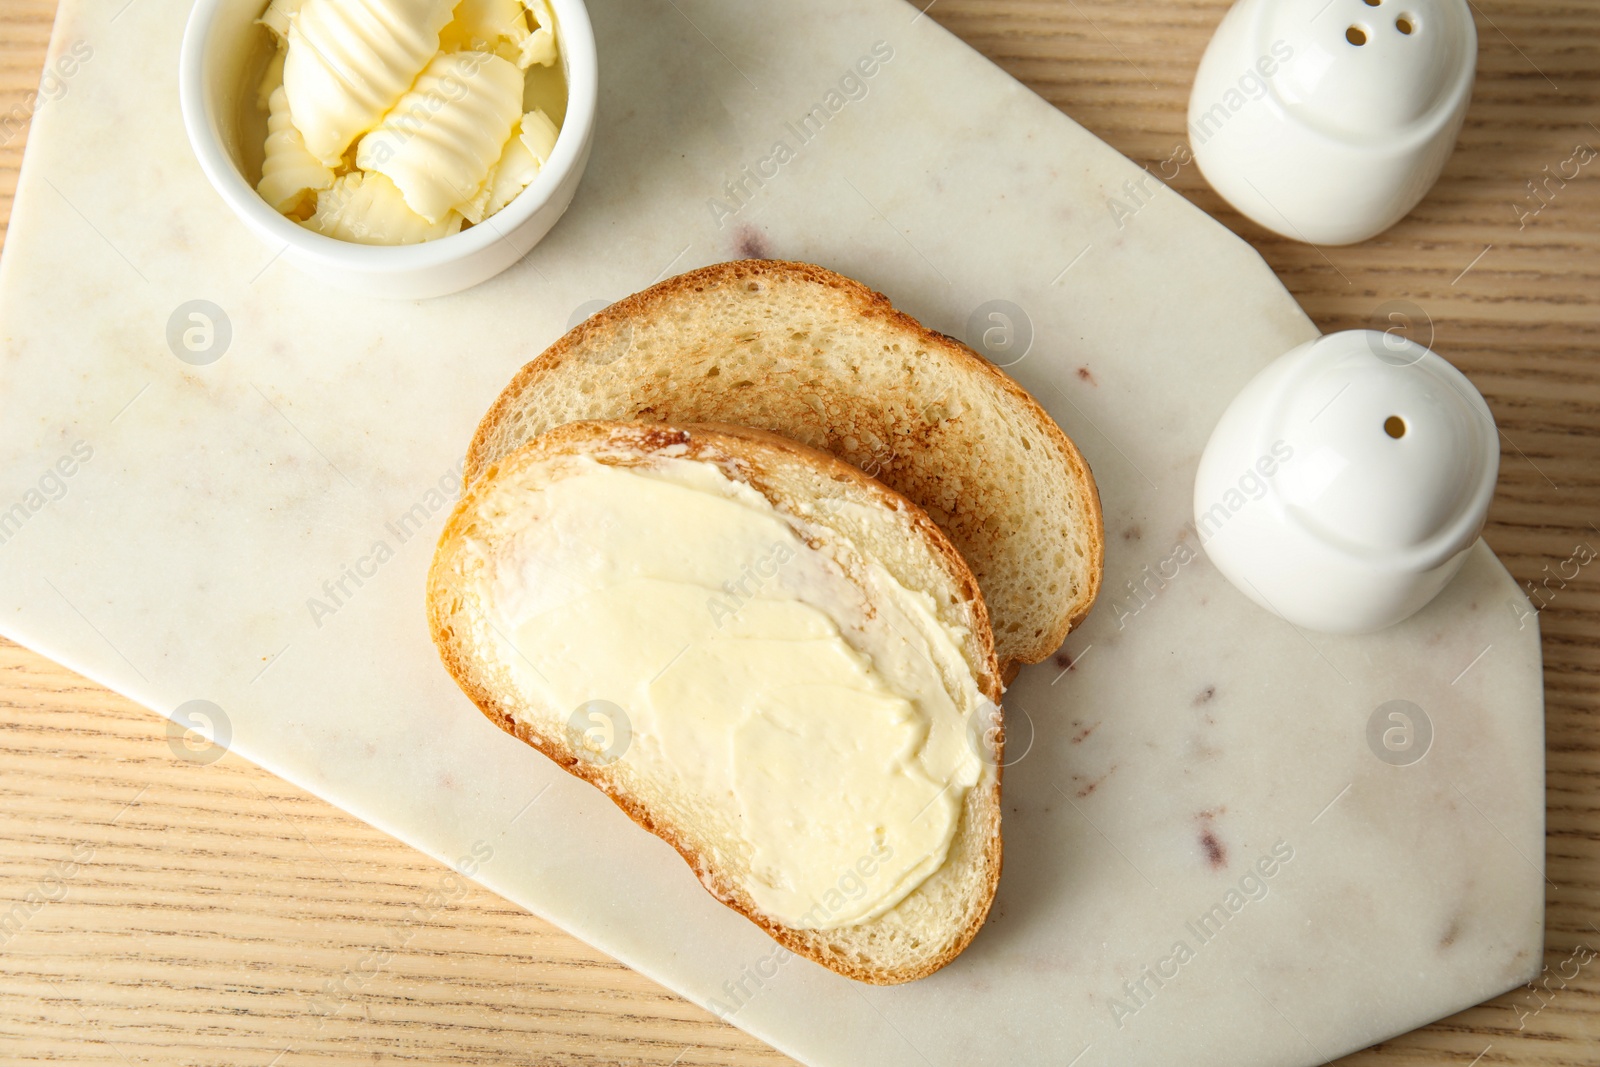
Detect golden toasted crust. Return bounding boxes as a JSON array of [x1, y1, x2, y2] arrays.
[[464, 259, 1105, 677], [429, 421, 1003, 984]]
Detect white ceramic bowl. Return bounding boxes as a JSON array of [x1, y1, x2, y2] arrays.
[[1194, 330, 1499, 633], [1189, 0, 1476, 245], [179, 0, 597, 299]]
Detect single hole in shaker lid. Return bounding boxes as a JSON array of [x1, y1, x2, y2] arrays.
[[1396, 15, 1415, 33], [1384, 416, 1407, 439], [1347, 25, 1369, 45]]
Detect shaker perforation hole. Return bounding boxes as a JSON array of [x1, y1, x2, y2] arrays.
[[1396, 14, 1416, 33], [1346, 25, 1369, 45], [1384, 416, 1407, 439], [1363, 0, 1381, 5]]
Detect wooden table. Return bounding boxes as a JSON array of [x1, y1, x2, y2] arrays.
[[2, 0, 1596, 1063]]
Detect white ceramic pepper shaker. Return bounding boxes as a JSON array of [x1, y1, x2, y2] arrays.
[[1194, 330, 1499, 633], [1188, 0, 1477, 245]]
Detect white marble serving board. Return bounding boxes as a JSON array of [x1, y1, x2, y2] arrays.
[[0, 0, 1545, 1065]]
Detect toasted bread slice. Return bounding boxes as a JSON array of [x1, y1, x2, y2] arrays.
[[429, 421, 1003, 984], [464, 260, 1103, 678]]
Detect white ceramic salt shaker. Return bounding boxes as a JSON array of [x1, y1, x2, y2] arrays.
[[1194, 330, 1499, 633], [1188, 0, 1477, 245]]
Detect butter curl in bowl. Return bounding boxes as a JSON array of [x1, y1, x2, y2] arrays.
[[180, 0, 597, 298]]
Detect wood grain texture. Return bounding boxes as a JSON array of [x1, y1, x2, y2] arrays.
[[1, 0, 1597, 1063]]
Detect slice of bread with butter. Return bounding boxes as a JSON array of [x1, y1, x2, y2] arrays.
[[464, 260, 1104, 679], [428, 421, 1004, 983]]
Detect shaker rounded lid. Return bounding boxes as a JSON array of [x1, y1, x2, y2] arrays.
[[1262, 0, 1476, 141], [1266, 330, 1497, 561]]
